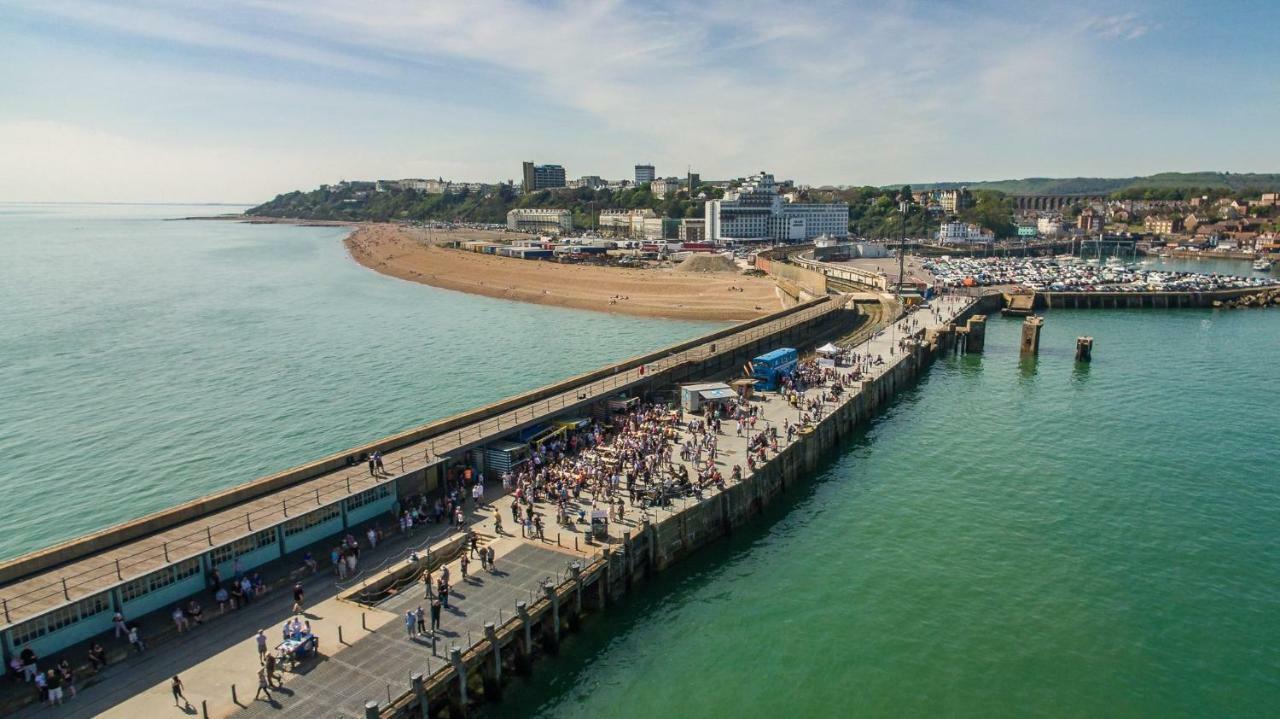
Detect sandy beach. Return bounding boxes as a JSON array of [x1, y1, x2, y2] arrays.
[[342, 224, 782, 321]]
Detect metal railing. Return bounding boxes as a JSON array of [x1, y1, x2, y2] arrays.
[[1, 299, 841, 626]]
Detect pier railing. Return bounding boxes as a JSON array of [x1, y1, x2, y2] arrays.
[[1, 299, 843, 625]]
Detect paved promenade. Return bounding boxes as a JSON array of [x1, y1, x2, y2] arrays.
[[0, 300, 837, 627], [13, 293, 973, 718]]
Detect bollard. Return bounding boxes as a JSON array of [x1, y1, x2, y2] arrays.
[[338, 625, 345, 645], [364, 699, 380, 719], [517, 600, 531, 659], [411, 673, 427, 718], [450, 646, 467, 706], [202, 699, 209, 719], [485, 622, 501, 684], [362, 612, 368, 631], [543, 582, 560, 646], [571, 561, 583, 615], [231, 683, 239, 705]]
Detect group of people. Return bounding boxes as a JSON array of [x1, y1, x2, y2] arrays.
[[10, 647, 77, 707]]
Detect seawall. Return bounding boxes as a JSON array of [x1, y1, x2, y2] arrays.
[[376, 294, 999, 717]]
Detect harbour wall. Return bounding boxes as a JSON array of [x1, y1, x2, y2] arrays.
[[1037, 287, 1262, 309], [0, 299, 832, 584], [373, 294, 999, 718]]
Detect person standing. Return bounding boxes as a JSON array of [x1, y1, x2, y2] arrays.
[[439, 580, 450, 609], [291, 582, 304, 614], [45, 669, 62, 706], [405, 610, 416, 639], [172, 675, 192, 709], [112, 611, 127, 639], [415, 606, 426, 636], [430, 598, 442, 632], [256, 629, 268, 662]]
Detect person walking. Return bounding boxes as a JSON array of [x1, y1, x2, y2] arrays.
[[127, 625, 145, 654], [255, 666, 273, 702], [172, 675, 192, 709], [256, 629, 268, 662], [112, 611, 127, 639], [291, 582, 304, 614], [439, 580, 450, 609], [264, 653, 279, 687], [460, 554, 469, 581]]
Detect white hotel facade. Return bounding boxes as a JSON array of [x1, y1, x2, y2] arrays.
[[704, 172, 848, 243]]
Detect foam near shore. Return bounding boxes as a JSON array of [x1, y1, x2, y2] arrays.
[[343, 223, 781, 321]]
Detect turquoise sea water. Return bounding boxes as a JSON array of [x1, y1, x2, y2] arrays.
[[0, 204, 717, 561], [490, 308, 1280, 717]]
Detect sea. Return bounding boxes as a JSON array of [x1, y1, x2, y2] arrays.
[[0, 204, 717, 561], [3, 205, 1279, 715]]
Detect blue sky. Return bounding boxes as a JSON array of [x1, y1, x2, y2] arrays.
[[1, 0, 1277, 203]]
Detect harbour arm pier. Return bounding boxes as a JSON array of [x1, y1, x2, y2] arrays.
[[0, 287, 992, 718]]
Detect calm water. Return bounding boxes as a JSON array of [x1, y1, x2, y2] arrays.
[[491, 308, 1280, 718], [0, 204, 717, 560]]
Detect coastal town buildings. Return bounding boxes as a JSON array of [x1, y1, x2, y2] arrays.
[[634, 164, 656, 185], [938, 188, 975, 213], [1037, 217, 1064, 236], [937, 220, 994, 244], [1078, 208, 1105, 233], [522, 162, 566, 193], [704, 171, 848, 243], [1144, 215, 1185, 236], [679, 218, 707, 242], [598, 209, 658, 238], [650, 177, 681, 197], [506, 208, 572, 233]]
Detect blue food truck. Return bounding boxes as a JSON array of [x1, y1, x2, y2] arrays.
[[751, 347, 798, 391]]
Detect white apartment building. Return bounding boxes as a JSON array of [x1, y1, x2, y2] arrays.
[[704, 172, 848, 243], [598, 209, 658, 238], [937, 220, 994, 244], [506, 208, 573, 234], [1037, 217, 1063, 236]]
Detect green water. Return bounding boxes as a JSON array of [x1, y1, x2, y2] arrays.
[[0, 204, 717, 561], [491, 309, 1280, 718]]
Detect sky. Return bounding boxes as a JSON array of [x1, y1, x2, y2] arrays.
[[1, 0, 1277, 203]]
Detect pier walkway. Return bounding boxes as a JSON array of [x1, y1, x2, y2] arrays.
[[0, 300, 839, 630], [12, 293, 977, 718]]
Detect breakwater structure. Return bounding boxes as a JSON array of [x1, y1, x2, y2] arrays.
[[0, 296, 861, 715], [0, 274, 995, 717], [284, 293, 994, 718]]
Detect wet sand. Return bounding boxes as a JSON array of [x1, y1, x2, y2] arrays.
[[343, 224, 781, 321]]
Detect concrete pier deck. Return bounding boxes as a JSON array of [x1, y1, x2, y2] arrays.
[[1, 292, 983, 718], [0, 300, 840, 627]]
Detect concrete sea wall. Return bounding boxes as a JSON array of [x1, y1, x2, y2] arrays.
[[377, 296, 996, 718]]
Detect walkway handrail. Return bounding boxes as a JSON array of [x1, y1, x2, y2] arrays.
[[0, 298, 843, 626]]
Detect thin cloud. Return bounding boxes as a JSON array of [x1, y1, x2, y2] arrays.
[[1082, 12, 1152, 40]]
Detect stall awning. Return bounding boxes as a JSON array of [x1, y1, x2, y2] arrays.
[[698, 388, 737, 401], [816, 343, 841, 355]]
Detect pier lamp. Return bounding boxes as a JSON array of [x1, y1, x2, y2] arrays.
[[897, 199, 910, 300]]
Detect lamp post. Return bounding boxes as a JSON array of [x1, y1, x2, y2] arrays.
[[896, 200, 909, 301]]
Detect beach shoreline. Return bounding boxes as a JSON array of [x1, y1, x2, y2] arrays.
[[340, 223, 782, 321]]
